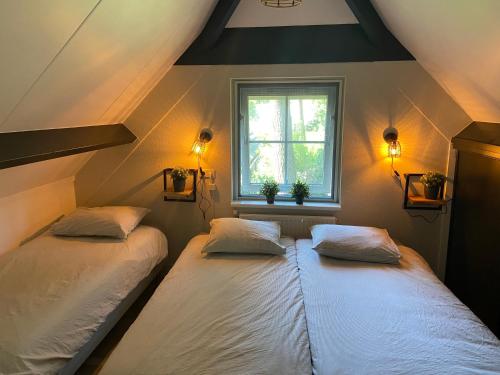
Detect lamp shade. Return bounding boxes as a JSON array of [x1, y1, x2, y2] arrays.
[[260, 0, 302, 8], [388, 140, 401, 158]]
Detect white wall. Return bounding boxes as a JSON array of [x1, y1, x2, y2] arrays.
[[373, 0, 500, 123], [0, 0, 216, 245], [0, 177, 76, 255], [227, 0, 358, 28], [75, 62, 471, 272]]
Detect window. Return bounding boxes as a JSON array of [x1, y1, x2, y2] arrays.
[[232, 80, 343, 202]]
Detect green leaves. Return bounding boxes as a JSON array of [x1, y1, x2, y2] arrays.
[[290, 179, 310, 198], [260, 179, 280, 198], [420, 171, 445, 187]]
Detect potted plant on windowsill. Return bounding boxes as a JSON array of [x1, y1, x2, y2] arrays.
[[260, 179, 280, 204], [420, 171, 445, 200], [171, 167, 189, 192], [290, 180, 310, 205]]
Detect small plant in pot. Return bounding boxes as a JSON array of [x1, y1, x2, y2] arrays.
[[290, 179, 310, 205], [260, 179, 280, 204], [420, 171, 445, 200], [171, 167, 189, 192]]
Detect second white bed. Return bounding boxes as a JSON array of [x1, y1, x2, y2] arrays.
[[296, 239, 500, 375], [99, 234, 311, 375], [0, 225, 167, 374]]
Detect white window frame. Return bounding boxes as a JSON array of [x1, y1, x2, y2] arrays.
[[231, 78, 344, 204]]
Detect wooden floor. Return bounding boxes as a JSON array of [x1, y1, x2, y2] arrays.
[[75, 277, 162, 374]]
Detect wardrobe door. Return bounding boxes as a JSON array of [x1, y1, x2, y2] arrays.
[[446, 151, 500, 338]]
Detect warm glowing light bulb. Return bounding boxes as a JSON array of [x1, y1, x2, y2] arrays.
[[388, 141, 401, 158], [192, 141, 205, 155]]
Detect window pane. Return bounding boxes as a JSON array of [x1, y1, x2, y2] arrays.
[[248, 96, 284, 141], [249, 142, 285, 185], [237, 82, 340, 201], [289, 96, 327, 141], [288, 143, 325, 185]]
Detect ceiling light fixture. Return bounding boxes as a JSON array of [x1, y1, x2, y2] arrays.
[[260, 0, 302, 8]]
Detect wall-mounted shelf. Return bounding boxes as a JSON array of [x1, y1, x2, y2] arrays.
[[403, 174, 445, 210], [165, 190, 194, 200], [163, 168, 197, 202]]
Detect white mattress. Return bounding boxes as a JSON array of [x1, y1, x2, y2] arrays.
[[99, 235, 312, 375], [0, 225, 167, 375], [296, 239, 500, 375]]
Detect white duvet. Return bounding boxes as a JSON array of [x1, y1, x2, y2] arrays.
[[99, 235, 311, 375], [0, 226, 167, 375], [296, 239, 500, 375]]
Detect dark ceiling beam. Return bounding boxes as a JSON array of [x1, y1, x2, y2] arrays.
[[176, 0, 413, 65], [0, 124, 136, 170], [176, 24, 413, 65], [190, 0, 240, 51], [344, 0, 413, 57]]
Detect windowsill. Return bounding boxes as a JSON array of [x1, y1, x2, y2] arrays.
[[231, 200, 341, 212]]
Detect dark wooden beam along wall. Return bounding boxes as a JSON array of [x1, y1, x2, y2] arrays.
[[176, 0, 413, 65], [0, 124, 136, 170]]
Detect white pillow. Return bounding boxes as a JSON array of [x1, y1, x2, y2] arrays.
[[202, 218, 286, 255], [52, 206, 150, 239], [311, 224, 401, 264]]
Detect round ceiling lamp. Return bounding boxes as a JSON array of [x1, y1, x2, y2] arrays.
[[260, 0, 302, 8]]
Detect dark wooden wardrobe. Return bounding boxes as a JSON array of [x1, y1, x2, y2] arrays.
[[446, 122, 500, 338]]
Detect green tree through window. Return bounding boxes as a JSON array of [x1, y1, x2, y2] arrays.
[[236, 81, 341, 201]]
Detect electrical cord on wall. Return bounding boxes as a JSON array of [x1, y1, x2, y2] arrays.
[[197, 156, 212, 222], [408, 199, 451, 223], [408, 212, 441, 223], [391, 156, 403, 191]]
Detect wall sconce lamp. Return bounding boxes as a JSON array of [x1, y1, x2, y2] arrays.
[[383, 127, 401, 158], [192, 128, 213, 156], [192, 128, 214, 220], [383, 127, 401, 177]]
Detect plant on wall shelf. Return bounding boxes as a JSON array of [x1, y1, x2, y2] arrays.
[[290, 179, 310, 205], [260, 179, 280, 204], [171, 167, 189, 192], [420, 171, 445, 200]]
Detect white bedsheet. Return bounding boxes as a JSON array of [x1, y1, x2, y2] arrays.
[[0, 225, 167, 375], [99, 235, 311, 375], [296, 239, 500, 375]]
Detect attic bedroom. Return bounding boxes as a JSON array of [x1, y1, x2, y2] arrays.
[[0, 0, 499, 374]]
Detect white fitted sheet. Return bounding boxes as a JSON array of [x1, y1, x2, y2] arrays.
[[0, 225, 167, 375], [296, 239, 500, 375], [99, 235, 311, 375]]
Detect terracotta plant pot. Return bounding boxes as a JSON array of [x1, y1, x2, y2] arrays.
[[295, 196, 304, 205], [424, 185, 440, 200], [173, 178, 186, 192], [266, 197, 275, 204]]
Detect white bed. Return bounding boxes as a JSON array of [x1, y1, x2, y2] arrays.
[[99, 234, 311, 375], [0, 225, 167, 375], [296, 239, 500, 375], [97, 220, 500, 375]]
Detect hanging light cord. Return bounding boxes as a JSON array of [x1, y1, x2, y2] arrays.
[[197, 155, 212, 221], [391, 156, 403, 191]]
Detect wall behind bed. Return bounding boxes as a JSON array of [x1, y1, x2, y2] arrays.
[[75, 62, 470, 273], [0, 176, 75, 255]]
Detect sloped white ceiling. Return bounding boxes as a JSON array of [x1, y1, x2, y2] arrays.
[[373, 0, 500, 123], [227, 0, 358, 28], [0, 0, 217, 196]]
